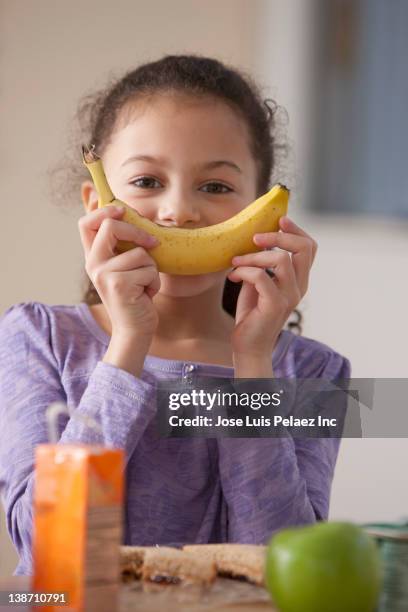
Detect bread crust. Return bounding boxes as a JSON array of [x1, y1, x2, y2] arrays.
[[120, 545, 147, 580]]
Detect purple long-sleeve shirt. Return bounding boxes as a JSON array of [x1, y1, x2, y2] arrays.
[[0, 301, 350, 576]]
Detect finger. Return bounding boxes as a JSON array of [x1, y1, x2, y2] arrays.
[[89, 217, 158, 267], [280, 216, 318, 264], [231, 252, 299, 302], [254, 217, 318, 259], [254, 226, 317, 262], [253, 238, 315, 296], [255, 216, 312, 239], [279, 216, 315, 242], [227, 266, 281, 301], [279, 216, 307, 230], [78, 205, 125, 257], [100, 245, 157, 273], [104, 266, 159, 296], [146, 270, 161, 298]]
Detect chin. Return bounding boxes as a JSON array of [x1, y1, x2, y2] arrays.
[[158, 270, 226, 294]]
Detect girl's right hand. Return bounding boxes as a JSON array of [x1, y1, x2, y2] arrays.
[[78, 206, 161, 338]]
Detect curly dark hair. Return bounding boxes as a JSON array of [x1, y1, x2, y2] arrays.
[[49, 53, 302, 334]]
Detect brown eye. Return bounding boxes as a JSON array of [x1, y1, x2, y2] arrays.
[[131, 176, 162, 189], [201, 182, 232, 194]]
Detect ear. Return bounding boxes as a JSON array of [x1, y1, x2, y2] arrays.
[[81, 180, 99, 213]]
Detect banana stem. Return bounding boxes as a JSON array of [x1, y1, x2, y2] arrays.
[[82, 144, 115, 206]]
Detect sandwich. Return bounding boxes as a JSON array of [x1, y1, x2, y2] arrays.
[[120, 545, 216, 586], [182, 544, 266, 586], [120, 543, 266, 587]]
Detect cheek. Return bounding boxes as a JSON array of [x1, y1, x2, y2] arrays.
[[123, 199, 153, 218], [215, 201, 246, 224]]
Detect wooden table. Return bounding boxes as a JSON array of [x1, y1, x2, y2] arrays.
[[0, 576, 276, 611]]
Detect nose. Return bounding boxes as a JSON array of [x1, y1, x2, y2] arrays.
[[155, 187, 201, 228]]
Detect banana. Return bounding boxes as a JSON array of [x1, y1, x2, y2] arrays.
[[82, 145, 289, 275]]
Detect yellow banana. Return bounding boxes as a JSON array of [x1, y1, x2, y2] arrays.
[[82, 145, 289, 275]]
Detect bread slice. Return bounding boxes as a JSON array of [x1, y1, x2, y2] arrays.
[[120, 545, 147, 580], [182, 544, 266, 586], [142, 547, 217, 586]]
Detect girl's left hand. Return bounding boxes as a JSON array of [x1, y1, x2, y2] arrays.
[[227, 216, 317, 358]]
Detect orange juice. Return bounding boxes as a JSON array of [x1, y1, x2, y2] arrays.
[[32, 444, 124, 611]]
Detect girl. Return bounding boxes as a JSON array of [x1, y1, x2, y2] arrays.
[[0, 54, 350, 576]]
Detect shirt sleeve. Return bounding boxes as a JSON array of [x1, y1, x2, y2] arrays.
[[0, 302, 157, 575], [217, 347, 351, 544]]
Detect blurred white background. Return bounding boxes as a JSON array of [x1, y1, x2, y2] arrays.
[[1, 0, 407, 576]]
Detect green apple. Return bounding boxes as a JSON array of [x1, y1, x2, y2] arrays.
[[265, 522, 382, 612]]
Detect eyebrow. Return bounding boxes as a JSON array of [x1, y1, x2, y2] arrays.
[[121, 154, 242, 174]]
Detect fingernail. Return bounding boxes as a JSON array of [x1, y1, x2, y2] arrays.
[[115, 205, 125, 213]]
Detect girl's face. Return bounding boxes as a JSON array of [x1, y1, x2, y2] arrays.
[[88, 93, 258, 296]]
